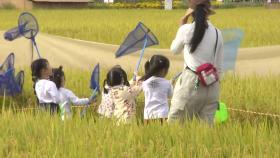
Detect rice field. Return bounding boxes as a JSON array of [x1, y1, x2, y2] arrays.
[[0, 7, 280, 157], [0, 7, 280, 48], [0, 69, 280, 157], [1, 112, 280, 157]]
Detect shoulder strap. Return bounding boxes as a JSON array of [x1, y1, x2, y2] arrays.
[[212, 28, 219, 66], [214, 28, 218, 57]]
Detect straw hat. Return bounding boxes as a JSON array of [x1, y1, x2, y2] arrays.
[[188, 0, 216, 15]]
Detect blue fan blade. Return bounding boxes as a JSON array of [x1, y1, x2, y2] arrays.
[[4, 27, 21, 41], [4, 22, 28, 41], [222, 29, 244, 71], [115, 22, 159, 58], [18, 12, 39, 39], [90, 63, 100, 92], [0, 53, 23, 96]]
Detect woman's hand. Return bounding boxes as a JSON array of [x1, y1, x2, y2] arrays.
[[180, 8, 194, 26]]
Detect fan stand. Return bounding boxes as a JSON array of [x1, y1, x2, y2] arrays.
[[30, 39, 34, 62], [30, 31, 41, 60]]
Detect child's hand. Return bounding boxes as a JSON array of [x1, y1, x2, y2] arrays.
[[130, 76, 142, 86]]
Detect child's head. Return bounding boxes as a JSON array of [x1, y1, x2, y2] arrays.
[[142, 55, 170, 81], [51, 66, 65, 89], [31, 58, 52, 82], [103, 65, 129, 94]]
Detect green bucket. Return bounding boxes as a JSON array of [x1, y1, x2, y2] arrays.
[[215, 102, 228, 123]]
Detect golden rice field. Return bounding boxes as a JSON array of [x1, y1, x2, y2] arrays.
[[0, 69, 280, 157], [0, 7, 279, 48], [0, 7, 280, 157]]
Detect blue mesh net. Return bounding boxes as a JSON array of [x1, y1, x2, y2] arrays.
[[4, 26, 22, 41], [115, 22, 159, 58], [90, 63, 100, 92], [4, 12, 38, 41], [0, 53, 24, 96], [222, 29, 244, 71], [18, 12, 39, 39]]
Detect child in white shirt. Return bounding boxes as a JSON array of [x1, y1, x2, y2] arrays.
[[141, 55, 173, 124], [31, 58, 60, 114], [51, 66, 95, 120]]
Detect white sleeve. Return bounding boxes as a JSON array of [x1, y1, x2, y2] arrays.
[[65, 89, 90, 105], [170, 25, 187, 54], [215, 30, 224, 80], [47, 82, 60, 104]]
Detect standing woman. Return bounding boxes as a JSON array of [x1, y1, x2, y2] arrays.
[[168, 0, 224, 125]]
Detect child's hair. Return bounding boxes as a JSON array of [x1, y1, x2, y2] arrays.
[[103, 66, 130, 94], [30, 58, 49, 103], [141, 55, 170, 81], [50, 66, 65, 89], [31, 58, 49, 82]]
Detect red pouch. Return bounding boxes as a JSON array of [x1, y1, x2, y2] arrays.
[[196, 63, 219, 86]]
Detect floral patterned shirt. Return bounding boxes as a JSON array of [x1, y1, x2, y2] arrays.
[[98, 92, 115, 118], [110, 81, 142, 124]]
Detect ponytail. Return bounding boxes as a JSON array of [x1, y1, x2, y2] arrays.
[[190, 4, 208, 53], [103, 66, 130, 94], [51, 66, 64, 89], [141, 55, 170, 81]]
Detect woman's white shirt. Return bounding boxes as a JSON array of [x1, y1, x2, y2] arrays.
[[35, 79, 60, 104], [170, 21, 224, 77]]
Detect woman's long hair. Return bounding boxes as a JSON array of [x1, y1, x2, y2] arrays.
[[189, 3, 210, 53]]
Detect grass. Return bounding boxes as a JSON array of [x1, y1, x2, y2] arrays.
[[0, 8, 280, 48], [0, 111, 280, 157], [0, 69, 279, 157]]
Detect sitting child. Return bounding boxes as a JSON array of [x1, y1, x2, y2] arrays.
[[141, 55, 173, 124], [31, 58, 60, 114], [104, 66, 142, 124], [51, 66, 95, 120]]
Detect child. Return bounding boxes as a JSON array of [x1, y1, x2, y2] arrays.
[[51, 66, 95, 119], [105, 66, 142, 124], [141, 55, 173, 124], [97, 81, 114, 118], [97, 65, 122, 118], [31, 58, 60, 114]]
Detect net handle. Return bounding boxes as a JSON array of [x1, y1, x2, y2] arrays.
[[134, 34, 148, 80]]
